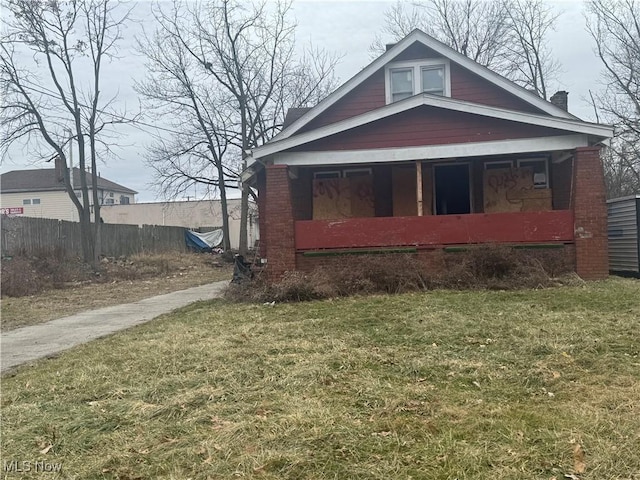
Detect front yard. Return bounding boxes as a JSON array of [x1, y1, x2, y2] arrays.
[[1, 278, 639, 479]]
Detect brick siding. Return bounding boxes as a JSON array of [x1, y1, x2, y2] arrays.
[[572, 146, 608, 280], [265, 165, 296, 280]]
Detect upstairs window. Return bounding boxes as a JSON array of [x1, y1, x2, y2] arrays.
[[386, 59, 450, 104], [421, 66, 445, 96], [390, 68, 414, 102]]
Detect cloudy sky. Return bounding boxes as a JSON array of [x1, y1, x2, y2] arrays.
[[0, 0, 605, 202]]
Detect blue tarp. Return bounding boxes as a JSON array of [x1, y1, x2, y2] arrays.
[[185, 229, 224, 252]]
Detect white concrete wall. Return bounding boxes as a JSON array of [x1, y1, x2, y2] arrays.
[[100, 199, 259, 250]]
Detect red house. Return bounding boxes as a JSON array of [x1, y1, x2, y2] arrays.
[[243, 30, 613, 281]]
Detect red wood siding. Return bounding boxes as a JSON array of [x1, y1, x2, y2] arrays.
[[450, 65, 543, 113], [295, 210, 574, 250], [296, 44, 547, 133], [291, 106, 566, 152], [300, 70, 386, 133]]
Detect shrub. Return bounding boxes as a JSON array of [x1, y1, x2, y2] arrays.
[[225, 245, 574, 303], [0, 256, 50, 297], [0, 249, 91, 297]]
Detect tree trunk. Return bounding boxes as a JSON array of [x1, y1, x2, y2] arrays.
[[239, 182, 249, 255], [216, 160, 232, 251]]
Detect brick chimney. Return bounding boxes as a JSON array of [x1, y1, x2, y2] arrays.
[[385, 43, 397, 51], [550, 91, 568, 112]]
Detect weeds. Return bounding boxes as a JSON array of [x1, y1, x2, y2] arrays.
[[226, 245, 574, 303]]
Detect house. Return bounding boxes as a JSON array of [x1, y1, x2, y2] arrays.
[[242, 29, 614, 281], [100, 198, 259, 250], [1, 164, 136, 222]]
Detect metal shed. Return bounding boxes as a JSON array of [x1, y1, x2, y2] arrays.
[[607, 195, 640, 275]]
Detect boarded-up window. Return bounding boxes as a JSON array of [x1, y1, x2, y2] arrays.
[[312, 175, 374, 220], [483, 167, 552, 213]]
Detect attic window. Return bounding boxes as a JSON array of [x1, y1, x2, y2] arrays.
[[421, 66, 445, 96], [386, 59, 450, 104], [390, 68, 414, 102]]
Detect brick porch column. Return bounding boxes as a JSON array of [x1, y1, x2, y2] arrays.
[[265, 164, 296, 281], [256, 170, 267, 259], [572, 146, 608, 280]]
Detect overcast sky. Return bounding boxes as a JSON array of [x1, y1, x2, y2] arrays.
[[0, 0, 605, 202]]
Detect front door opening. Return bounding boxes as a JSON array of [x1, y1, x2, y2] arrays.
[[434, 164, 471, 215]]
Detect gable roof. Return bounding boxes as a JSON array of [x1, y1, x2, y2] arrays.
[[269, 29, 577, 145], [249, 93, 613, 162], [0, 168, 137, 195], [283, 108, 312, 128]]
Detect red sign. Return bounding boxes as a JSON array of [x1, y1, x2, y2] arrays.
[[0, 207, 24, 215]]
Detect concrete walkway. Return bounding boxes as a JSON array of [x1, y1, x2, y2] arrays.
[[1, 281, 227, 374]]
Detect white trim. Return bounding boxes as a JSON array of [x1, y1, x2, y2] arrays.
[[271, 29, 578, 142], [249, 95, 612, 163], [273, 134, 590, 166], [385, 59, 451, 104]]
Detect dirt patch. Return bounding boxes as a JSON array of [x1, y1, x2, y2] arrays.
[[1, 253, 232, 331]]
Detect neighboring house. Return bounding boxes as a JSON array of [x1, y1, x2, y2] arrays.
[[243, 29, 614, 281], [1, 163, 136, 222], [100, 198, 259, 251]]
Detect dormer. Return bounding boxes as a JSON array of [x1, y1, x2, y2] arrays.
[[385, 59, 451, 103]]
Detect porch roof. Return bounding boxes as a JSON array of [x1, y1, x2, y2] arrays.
[[271, 134, 589, 167], [248, 94, 613, 165]]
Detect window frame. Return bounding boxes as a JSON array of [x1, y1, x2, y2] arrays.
[[517, 157, 549, 188], [22, 199, 31, 205], [314, 168, 373, 179], [343, 168, 373, 178], [313, 170, 341, 180], [484, 160, 514, 170], [385, 59, 451, 104], [389, 67, 414, 103], [32, 198, 41, 205]]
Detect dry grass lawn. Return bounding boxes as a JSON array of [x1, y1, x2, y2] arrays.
[[0, 253, 232, 331], [1, 277, 639, 479]]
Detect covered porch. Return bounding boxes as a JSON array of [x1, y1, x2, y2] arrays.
[[254, 143, 606, 280], [279, 144, 578, 251]]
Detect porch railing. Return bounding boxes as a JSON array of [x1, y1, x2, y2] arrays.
[[294, 210, 574, 251]]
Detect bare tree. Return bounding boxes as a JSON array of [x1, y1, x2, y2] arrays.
[[586, 0, 640, 197], [137, 0, 339, 253], [135, 5, 239, 250], [1, 0, 131, 266], [503, 0, 561, 100], [371, 0, 560, 98]]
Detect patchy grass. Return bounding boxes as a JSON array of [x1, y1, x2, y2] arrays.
[[0, 253, 232, 331], [1, 278, 639, 479]]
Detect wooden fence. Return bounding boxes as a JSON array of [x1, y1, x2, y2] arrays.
[[1, 216, 187, 257]]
